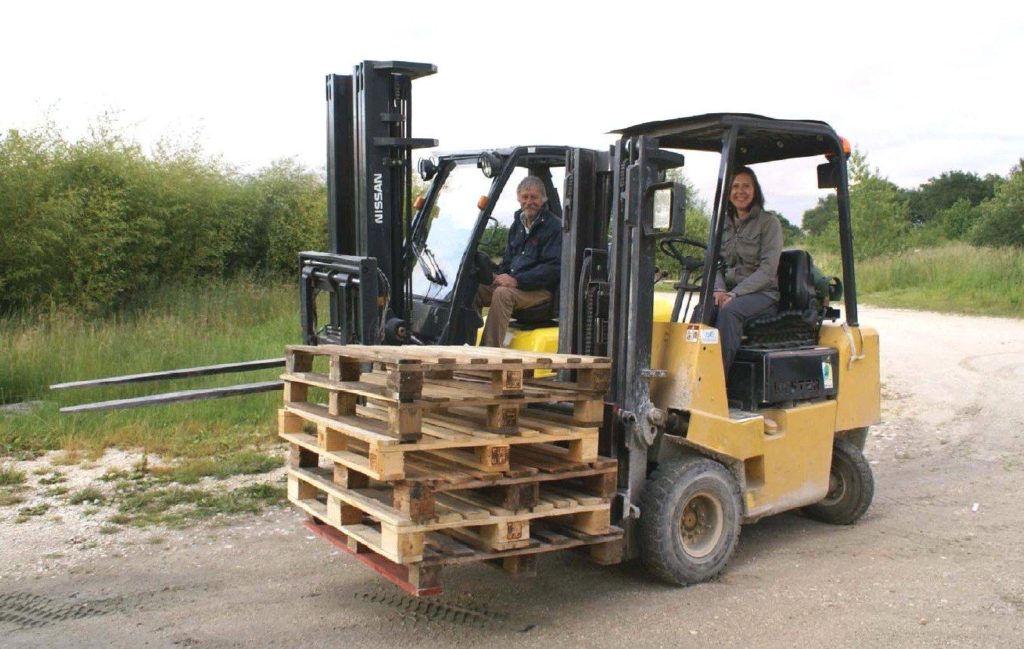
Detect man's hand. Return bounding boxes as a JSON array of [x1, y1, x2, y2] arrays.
[[493, 273, 518, 288], [714, 290, 733, 307]]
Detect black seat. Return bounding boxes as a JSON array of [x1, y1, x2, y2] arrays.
[[743, 249, 828, 348], [510, 284, 559, 328]]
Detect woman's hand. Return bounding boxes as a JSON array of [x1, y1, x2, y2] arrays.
[[714, 290, 734, 307]]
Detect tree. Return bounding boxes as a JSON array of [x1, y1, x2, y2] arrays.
[[806, 150, 909, 259], [801, 194, 838, 237], [970, 162, 1024, 248], [778, 215, 803, 244], [937, 198, 980, 240], [906, 170, 997, 226]]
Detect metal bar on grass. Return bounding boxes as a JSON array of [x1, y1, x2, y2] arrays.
[[50, 358, 286, 390], [59, 381, 284, 413]]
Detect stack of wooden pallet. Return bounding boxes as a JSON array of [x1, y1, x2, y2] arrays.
[[278, 343, 622, 596]]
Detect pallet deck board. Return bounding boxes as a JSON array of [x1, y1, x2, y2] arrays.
[[289, 344, 611, 371]]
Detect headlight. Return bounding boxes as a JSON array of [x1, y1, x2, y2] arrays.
[[478, 152, 502, 179], [418, 157, 437, 182]]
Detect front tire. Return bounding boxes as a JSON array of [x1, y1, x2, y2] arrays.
[[639, 457, 742, 586], [803, 437, 874, 525]]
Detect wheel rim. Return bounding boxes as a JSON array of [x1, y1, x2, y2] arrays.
[[677, 491, 724, 558], [820, 466, 847, 506]]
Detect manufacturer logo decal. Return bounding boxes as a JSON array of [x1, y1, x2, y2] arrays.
[[373, 173, 384, 224]]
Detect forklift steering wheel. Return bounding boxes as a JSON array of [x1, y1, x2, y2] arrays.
[[659, 236, 707, 273]]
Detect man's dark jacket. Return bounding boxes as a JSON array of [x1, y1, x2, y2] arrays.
[[497, 207, 562, 291]]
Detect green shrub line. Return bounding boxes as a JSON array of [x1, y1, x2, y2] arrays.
[[0, 123, 326, 316]]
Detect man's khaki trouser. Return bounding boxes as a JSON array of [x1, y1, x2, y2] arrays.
[[474, 284, 552, 347]]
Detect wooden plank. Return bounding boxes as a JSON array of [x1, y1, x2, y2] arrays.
[[279, 432, 383, 480], [287, 344, 611, 371], [289, 467, 410, 527], [425, 446, 510, 474], [445, 525, 533, 552], [434, 493, 491, 520], [282, 372, 414, 404], [425, 532, 477, 558], [545, 485, 606, 506], [304, 521, 444, 597], [283, 402, 407, 446]]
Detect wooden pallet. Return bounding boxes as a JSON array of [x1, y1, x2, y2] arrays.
[[305, 519, 623, 597], [283, 344, 609, 436], [279, 402, 601, 481], [287, 464, 615, 564], [281, 344, 619, 593]]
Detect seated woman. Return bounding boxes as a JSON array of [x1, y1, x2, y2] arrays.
[[709, 166, 783, 377]]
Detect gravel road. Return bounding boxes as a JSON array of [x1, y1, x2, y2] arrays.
[[2, 305, 1022, 648]]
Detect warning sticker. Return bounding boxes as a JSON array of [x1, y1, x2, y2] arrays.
[[700, 329, 720, 345], [822, 361, 834, 389], [685, 328, 698, 343]]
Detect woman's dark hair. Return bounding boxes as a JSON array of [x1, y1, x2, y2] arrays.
[[726, 166, 765, 218]]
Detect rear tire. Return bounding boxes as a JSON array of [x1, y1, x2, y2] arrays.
[[639, 457, 741, 586], [803, 437, 874, 525]]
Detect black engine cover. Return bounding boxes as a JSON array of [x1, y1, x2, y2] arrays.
[[727, 346, 839, 411]]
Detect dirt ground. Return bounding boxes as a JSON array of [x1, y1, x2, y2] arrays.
[[1, 305, 1022, 648]]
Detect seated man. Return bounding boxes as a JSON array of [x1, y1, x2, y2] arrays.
[[475, 176, 561, 347]]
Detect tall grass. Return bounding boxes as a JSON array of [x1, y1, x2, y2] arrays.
[[809, 243, 1024, 318], [0, 278, 300, 456]]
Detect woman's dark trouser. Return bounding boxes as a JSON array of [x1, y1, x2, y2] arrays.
[[696, 293, 778, 377]]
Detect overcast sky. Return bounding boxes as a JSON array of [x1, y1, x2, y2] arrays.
[[5, 0, 1022, 224]]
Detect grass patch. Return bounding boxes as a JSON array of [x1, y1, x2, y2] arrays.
[[152, 450, 282, 484], [0, 464, 27, 486], [44, 486, 69, 497], [0, 489, 27, 506], [17, 503, 50, 519], [809, 243, 1024, 318], [111, 482, 284, 528], [51, 450, 84, 466], [68, 487, 107, 505], [37, 472, 67, 485], [0, 278, 297, 457]]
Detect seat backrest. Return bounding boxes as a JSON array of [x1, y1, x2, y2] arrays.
[[776, 249, 816, 314]]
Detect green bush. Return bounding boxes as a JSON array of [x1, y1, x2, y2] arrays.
[[0, 122, 326, 315]]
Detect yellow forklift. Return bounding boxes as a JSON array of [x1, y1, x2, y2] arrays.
[[379, 109, 880, 584], [577, 115, 880, 583]]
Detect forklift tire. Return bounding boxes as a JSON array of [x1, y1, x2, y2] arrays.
[[803, 437, 874, 525], [639, 457, 741, 586]]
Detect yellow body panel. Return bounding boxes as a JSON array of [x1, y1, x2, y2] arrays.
[[649, 318, 880, 519], [477, 297, 881, 520], [746, 401, 836, 518], [819, 324, 881, 431]]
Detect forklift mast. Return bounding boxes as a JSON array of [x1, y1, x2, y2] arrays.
[[302, 61, 437, 346]]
